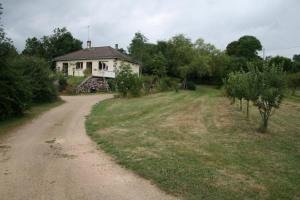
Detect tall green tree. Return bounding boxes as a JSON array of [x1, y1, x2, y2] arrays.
[[22, 37, 45, 57], [226, 35, 262, 60], [166, 34, 194, 78], [12, 56, 58, 102], [128, 32, 148, 62], [22, 27, 82, 69], [128, 32, 157, 74], [0, 4, 32, 120]]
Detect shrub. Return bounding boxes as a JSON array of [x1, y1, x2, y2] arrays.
[[0, 64, 32, 120], [129, 75, 142, 97], [158, 77, 179, 91], [142, 75, 157, 94], [115, 64, 142, 97], [107, 78, 117, 92], [12, 56, 58, 102], [186, 81, 196, 90], [56, 73, 67, 92]]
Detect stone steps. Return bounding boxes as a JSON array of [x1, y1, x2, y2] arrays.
[[76, 76, 110, 93]]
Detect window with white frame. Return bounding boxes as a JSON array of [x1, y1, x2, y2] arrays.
[[98, 61, 108, 71]]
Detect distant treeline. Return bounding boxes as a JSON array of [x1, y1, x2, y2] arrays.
[[127, 32, 300, 88]]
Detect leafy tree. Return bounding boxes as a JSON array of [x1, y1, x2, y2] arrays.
[[0, 4, 32, 120], [22, 37, 45, 57], [293, 54, 300, 62], [115, 64, 142, 97], [43, 27, 82, 60], [224, 63, 286, 132], [267, 56, 293, 72], [128, 32, 157, 74], [254, 64, 286, 132], [224, 72, 238, 104], [12, 56, 58, 102], [128, 32, 148, 62], [150, 52, 167, 77], [226, 35, 262, 60], [22, 27, 82, 69], [165, 34, 194, 78], [242, 64, 260, 118], [209, 52, 231, 86], [226, 41, 239, 56]]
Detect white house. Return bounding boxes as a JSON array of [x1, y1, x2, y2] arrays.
[[54, 43, 140, 78]]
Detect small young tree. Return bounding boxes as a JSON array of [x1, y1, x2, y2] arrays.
[[242, 63, 261, 118], [225, 71, 244, 110], [253, 64, 286, 132], [225, 63, 286, 132], [115, 64, 142, 97]]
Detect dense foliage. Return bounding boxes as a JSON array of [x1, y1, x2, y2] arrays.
[[22, 27, 82, 70], [0, 4, 58, 120], [115, 64, 142, 97], [11, 56, 58, 102], [127, 32, 298, 94]]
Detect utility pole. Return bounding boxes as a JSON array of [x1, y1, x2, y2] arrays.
[[262, 47, 265, 60]]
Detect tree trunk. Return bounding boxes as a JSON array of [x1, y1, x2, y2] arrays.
[[182, 78, 187, 89], [259, 113, 269, 133], [246, 100, 249, 119], [239, 99, 242, 111]]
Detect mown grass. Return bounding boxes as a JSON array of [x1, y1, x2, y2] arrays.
[[0, 100, 64, 136], [86, 86, 300, 200], [67, 76, 86, 86]]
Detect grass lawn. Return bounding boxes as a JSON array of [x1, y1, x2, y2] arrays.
[[67, 76, 86, 86], [86, 86, 300, 200], [0, 100, 64, 136]]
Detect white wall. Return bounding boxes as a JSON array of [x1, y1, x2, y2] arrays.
[[56, 59, 140, 78]]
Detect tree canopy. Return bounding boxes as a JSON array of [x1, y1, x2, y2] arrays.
[[22, 27, 82, 62], [226, 35, 262, 60]]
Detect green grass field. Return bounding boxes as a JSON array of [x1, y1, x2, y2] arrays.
[[0, 100, 63, 135], [86, 86, 300, 200]]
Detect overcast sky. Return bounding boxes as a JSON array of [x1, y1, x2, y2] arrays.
[[1, 0, 300, 58]]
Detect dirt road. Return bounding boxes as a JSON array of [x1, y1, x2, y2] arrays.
[[0, 95, 175, 200]]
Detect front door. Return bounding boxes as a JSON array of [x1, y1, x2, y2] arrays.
[[86, 62, 92, 75], [63, 63, 68, 76]]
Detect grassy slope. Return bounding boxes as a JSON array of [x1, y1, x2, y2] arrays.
[[67, 76, 86, 86], [0, 100, 63, 135], [86, 86, 300, 200]]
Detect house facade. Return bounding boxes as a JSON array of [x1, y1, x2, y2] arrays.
[[54, 45, 139, 78]]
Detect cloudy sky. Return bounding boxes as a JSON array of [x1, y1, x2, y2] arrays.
[[1, 0, 300, 57]]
